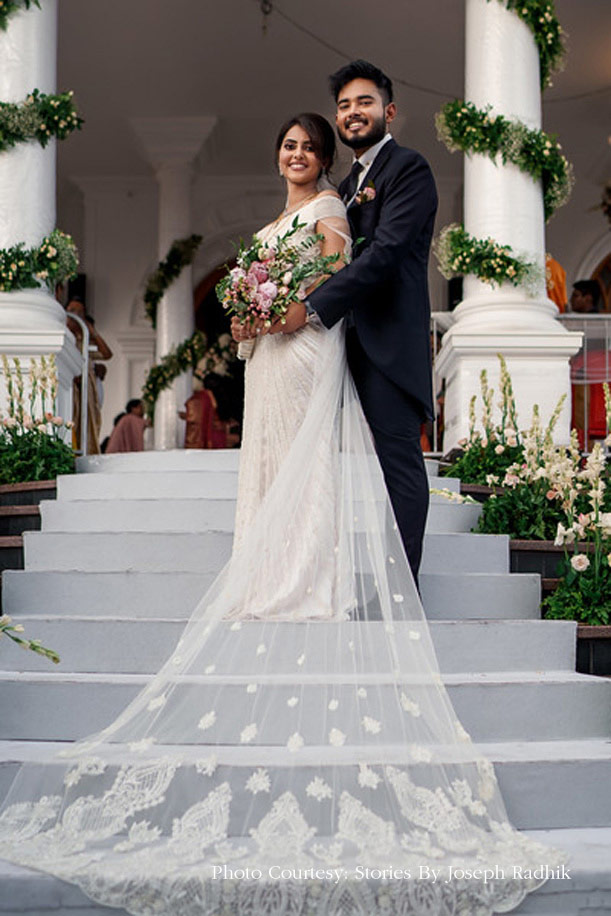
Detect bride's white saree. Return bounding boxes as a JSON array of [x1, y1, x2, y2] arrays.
[[0, 196, 564, 916]]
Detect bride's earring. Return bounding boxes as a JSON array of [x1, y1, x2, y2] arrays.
[[278, 166, 284, 177]]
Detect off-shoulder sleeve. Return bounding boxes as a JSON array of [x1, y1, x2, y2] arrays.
[[310, 195, 351, 254], [311, 194, 348, 223]]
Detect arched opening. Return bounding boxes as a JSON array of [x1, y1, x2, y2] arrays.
[[592, 251, 611, 313], [191, 262, 245, 444]]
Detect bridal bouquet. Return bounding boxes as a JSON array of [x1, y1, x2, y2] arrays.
[[216, 217, 342, 358]]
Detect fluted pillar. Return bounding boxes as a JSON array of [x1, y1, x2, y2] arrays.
[[0, 0, 80, 425], [435, 0, 581, 449], [131, 117, 216, 449]]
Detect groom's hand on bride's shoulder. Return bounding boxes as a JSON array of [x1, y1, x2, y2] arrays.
[[268, 301, 307, 335]]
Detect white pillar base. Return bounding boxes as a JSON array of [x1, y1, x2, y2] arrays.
[[436, 326, 583, 452], [0, 292, 81, 434]]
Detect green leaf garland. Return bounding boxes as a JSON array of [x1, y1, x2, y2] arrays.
[[0, 229, 79, 293], [491, 0, 565, 88], [434, 223, 543, 292], [0, 89, 83, 153], [142, 331, 208, 418], [436, 100, 573, 221], [0, 0, 40, 31], [143, 235, 203, 329]]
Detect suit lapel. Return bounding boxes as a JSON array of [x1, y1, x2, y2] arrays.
[[345, 137, 397, 210]]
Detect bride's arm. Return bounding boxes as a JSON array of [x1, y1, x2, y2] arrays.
[[268, 215, 349, 335]]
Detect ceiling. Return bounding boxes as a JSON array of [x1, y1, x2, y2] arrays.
[[55, 0, 611, 253], [56, 0, 610, 172]]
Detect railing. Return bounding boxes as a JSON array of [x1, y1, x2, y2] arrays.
[[66, 312, 91, 457], [559, 313, 611, 452]]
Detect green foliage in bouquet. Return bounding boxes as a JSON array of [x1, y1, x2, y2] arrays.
[[0, 354, 75, 484], [216, 217, 344, 327]]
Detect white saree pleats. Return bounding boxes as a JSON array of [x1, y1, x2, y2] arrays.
[[0, 317, 565, 916]]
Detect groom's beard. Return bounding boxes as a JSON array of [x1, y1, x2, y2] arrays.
[[336, 114, 387, 151]]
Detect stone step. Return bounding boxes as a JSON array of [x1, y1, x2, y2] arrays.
[[56, 470, 460, 501], [76, 449, 440, 477], [0, 617, 576, 675], [0, 670, 608, 744], [77, 448, 242, 473], [21, 530, 508, 574], [1, 569, 541, 620], [1, 827, 611, 916], [421, 571, 541, 619], [1, 737, 609, 832], [39, 496, 482, 535]]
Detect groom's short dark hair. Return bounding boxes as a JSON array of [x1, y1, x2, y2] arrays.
[[329, 60, 394, 105]]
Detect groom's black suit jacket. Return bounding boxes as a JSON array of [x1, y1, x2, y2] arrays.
[[309, 138, 437, 419]]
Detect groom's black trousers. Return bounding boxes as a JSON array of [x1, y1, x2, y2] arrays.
[[346, 328, 429, 585]]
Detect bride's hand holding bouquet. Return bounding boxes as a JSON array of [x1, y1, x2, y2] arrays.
[[217, 216, 342, 359]]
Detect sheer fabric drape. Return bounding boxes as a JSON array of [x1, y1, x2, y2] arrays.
[[0, 196, 564, 916]]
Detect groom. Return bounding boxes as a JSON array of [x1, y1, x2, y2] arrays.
[[275, 60, 438, 581]]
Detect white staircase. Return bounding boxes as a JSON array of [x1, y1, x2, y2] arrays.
[[1, 449, 610, 915]]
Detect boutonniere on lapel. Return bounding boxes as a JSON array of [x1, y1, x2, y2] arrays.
[[355, 181, 376, 205]]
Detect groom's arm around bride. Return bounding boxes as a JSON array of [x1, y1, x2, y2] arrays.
[[298, 60, 438, 581]]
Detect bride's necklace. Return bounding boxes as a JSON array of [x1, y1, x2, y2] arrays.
[[270, 191, 318, 228]]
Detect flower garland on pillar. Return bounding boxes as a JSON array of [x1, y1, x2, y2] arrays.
[[0, 3, 82, 293], [436, 100, 572, 221], [0, 229, 78, 292], [434, 0, 569, 289], [143, 234, 203, 329], [0, 0, 39, 31], [492, 0, 564, 89], [142, 331, 208, 419], [0, 89, 83, 151]]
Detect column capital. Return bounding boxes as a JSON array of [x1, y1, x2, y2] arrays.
[[130, 116, 217, 172]]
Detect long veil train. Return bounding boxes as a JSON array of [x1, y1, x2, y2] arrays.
[[0, 316, 563, 915], [0, 193, 564, 915]]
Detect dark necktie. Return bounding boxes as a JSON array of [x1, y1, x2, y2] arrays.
[[343, 160, 363, 202]]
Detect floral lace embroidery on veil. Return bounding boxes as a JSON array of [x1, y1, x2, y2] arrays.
[[0, 195, 566, 916]]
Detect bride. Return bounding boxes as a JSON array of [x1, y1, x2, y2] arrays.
[[0, 113, 563, 916]]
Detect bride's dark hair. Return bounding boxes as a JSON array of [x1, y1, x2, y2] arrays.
[[275, 112, 336, 176]]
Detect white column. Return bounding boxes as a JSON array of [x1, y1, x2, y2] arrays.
[[0, 0, 80, 423], [435, 0, 581, 449], [131, 117, 216, 449]]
